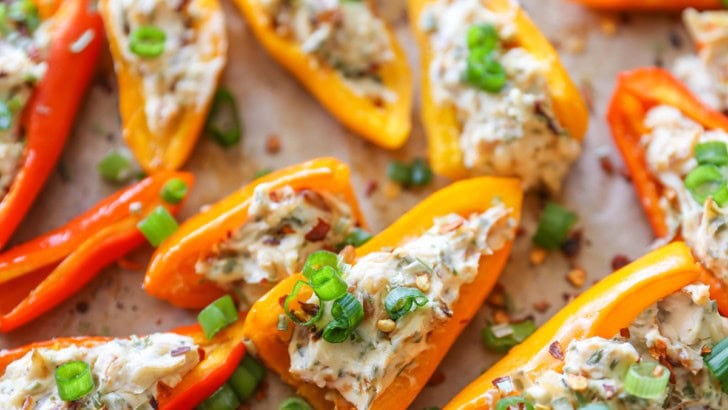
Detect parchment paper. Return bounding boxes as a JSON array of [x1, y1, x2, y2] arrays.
[[0, 0, 693, 408]]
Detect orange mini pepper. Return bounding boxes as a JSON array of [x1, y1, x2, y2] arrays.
[[144, 157, 365, 309], [98, 0, 228, 173], [0, 318, 246, 409], [607, 67, 728, 313], [231, 0, 413, 149], [0, 0, 104, 249], [445, 242, 714, 409], [242, 176, 523, 410], [409, 0, 589, 181], [0, 171, 194, 332], [571, 0, 722, 11]]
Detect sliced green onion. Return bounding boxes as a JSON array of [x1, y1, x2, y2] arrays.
[[254, 168, 272, 179], [137, 206, 179, 247], [279, 397, 313, 410], [229, 355, 265, 401], [623, 361, 670, 400], [196, 383, 241, 410], [467, 23, 499, 52], [337, 228, 373, 250], [705, 337, 728, 393], [160, 178, 188, 204], [532, 202, 578, 250], [284, 280, 323, 326], [0, 100, 12, 130], [9, 0, 39, 32], [310, 266, 348, 301], [482, 320, 537, 352], [207, 88, 242, 147], [465, 50, 507, 93], [322, 318, 350, 343], [685, 164, 726, 205], [385, 287, 429, 321], [55, 361, 95, 402], [695, 141, 728, 166], [387, 160, 412, 186], [197, 294, 239, 339], [277, 314, 289, 331], [97, 151, 134, 183], [577, 404, 610, 410], [129, 25, 166, 58], [302, 250, 339, 279], [495, 396, 534, 410], [331, 293, 363, 329], [410, 158, 434, 187], [714, 184, 728, 207]]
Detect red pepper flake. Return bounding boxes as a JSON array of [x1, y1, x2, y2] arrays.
[[304, 218, 331, 242], [579, 78, 595, 114], [427, 370, 446, 386], [561, 230, 583, 258], [532, 300, 551, 313], [549, 341, 564, 360], [365, 180, 378, 197], [619, 167, 632, 182], [611, 254, 631, 271], [75, 301, 89, 314], [491, 375, 514, 394], [197, 347, 206, 361], [302, 190, 331, 212], [279, 295, 287, 308], [265, 134, 281, 154], [254, 380, 269, 401], [620, 328, 630, 338], [599, 156, 615, 176], [170, 346, 191, 357], [702, 345, 713, 356]]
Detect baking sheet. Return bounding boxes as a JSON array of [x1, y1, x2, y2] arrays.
[[0, 0, 693, 408]]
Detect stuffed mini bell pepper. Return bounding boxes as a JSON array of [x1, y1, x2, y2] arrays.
[[0, 316, 260, 409], [0, 0, 104, 249], [0, 171, 194, 332], [607, 67, 728, 313], [232, 0, 412, 149], [446, 242, 728, 409], [242, 176, 523, 409], [99, 0, 228, 173], [409, 0, 588, 194], [572, 0, 722, 11], [144, 157, 366, 309]]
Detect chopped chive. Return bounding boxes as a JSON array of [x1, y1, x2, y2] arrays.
[[160, 178, 188, 204], [337, 228, 373, 250], [55, 361, 95, 402], [384, 287, 428, 321], [387, 160, 412, 186], [482, 320, 536, 352], [279, 397, 313, 410], [695, 141, 728, 166], [705, 337, 728, 393], [495, 396, 534, 410], [229, 355, 265, 401], [97, 151, 134, 184], [254, 168, 272, 179], [685, 164, 727, 205], [323, 293, 363, 343], [532, 202, 578, 251], [129, 25, 166, 58], [624, 361, 670, 400], [196, 383, 241, 410], [137, 206, 178, 247], [197, 295, 238, 340], [207, 88, 242, 147]]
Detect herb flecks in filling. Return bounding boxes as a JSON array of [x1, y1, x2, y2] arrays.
[[195, 184, 358, 306], [287, 203, 516, 409], [0, 333, 199, 409], [107, 0, 226, 136], [257, 0, 396, 103], [420, 0, 580, 193]]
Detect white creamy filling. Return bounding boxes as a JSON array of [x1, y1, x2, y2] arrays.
[[0, 333, 199, 410], [673, 9, 728, 111], [420, 0, 580, 193], [257, 0, 395, 102], [642, 105, 728, 282], [195, 184, 357, 305], [107, 0, 225, 136], [288, 203, 516, 409], [516, 284, 728, 409]]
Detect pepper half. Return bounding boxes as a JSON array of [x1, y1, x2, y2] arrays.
[[0, 171, 194, 332], [607, 67, 728, 313], [572, 0, 722, 11], [98, 0, 228, 173], [0, 0, 104, 249], [409, 0, 588, 180], [144, 157, 365, 309], [231, 0, 413, 149], [242, 176, 523, 410], [0, 317, 246, 409], [446, 241, 711, 409]]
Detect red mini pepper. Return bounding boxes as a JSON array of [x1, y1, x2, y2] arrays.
[[0, 171, 194, 332], [0, 318, 246, 409], [572, 0, 722, 10], [0, 0, 104, 249]]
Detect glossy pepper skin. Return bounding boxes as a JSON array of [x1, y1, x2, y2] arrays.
[[572, 0, 722, 11], [409, 0, 589, 180], [144, 157, 366, 309], [98, 0, 228, 173], [607, 67, 728, 313], [0, 318, 246, 409], [242, 177, 523, 410], [0, 171, 194, 332], [232, 0, 413, 149], [446, 242, 712, 409], [0, 0, 104, 250]]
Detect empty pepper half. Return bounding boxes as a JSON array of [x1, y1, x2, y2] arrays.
[[242, 176, 523, 409], [572, 0, 722, 11], [0, 171, 194, 332], [231, 0, 413, 149], [144, 157, 366, 309], [99, 0, 228, 173], [409, 0, 588, 193], [0, 317, 246, 409], [446, 242, 728, 409], [607, 67, 728, 314], [0, 0, 104, 249]]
